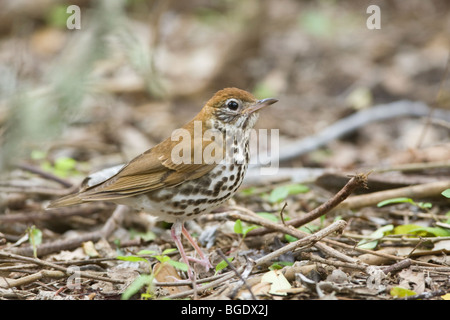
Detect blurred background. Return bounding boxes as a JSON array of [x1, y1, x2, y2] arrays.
[[0, 0, 449, 176]]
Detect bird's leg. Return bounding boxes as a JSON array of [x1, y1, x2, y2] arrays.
[[170, 221, 193, 279], [181, 224, 213, 272], [170, 220, 212, 280]]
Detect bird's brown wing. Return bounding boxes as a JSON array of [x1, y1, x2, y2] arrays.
[[47, 136, 220, 208]]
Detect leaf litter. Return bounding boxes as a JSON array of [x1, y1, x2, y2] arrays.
[[0, 0, 449, 300]]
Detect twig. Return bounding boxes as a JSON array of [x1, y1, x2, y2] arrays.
[[216, 249, 256, 300], [382, 259, 411, 275], [300, 252, 367, 272], [252, 220, 348, 267], [279, 202, 288, 225], [2, 270, 66, 288], [247, 173, 368, 237]]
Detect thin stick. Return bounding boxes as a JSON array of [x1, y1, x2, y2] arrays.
[[252, 220, 347, 267], [2, 270, 66, 288], [216, 249, 256, 300]]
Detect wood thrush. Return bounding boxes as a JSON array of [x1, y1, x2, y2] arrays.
[[48, 87, 277, 278]]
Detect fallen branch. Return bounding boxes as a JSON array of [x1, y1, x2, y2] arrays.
[[2, 270, 66, 288]]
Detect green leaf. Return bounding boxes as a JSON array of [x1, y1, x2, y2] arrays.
[[234, 219, 243, 234], [215, 257, 234, 273], [129, 229, 156, 241], [268, 186, 290, 204], [377, 197, 431, 210], [284, 234, 297, 243], [377, 197, 413, 207], [357, 224, 394, 250], [31, 150, 46, 160], [269, 261, 294, 270], [242, 225, 259, 237], [121, 274, 153, 300], [162, 248, 177, 255], [240, 187, 257, 196], [393, 224, 450, 237], [168, 260, 189, 272], [117, 255, 149, 264], [156, 255, 171, 264], [442, 189, 450, 198], [268, 183, 309, 204], [390, 286, 416, 298], [137, 250, 157, 256], [28, 226, 42, 258]]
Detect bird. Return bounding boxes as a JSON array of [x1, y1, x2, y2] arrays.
[[47, 87, 278, 278]]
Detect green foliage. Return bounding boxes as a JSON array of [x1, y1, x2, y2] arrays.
[[442, 189, 450, 198], [234, 219, 259, 238], [32, 150, 82, 178], [27, 226, 42, 258], [121, 274, 153, 300], [357, 224, 394, 250], [43, 157, 80, 178], [215, 257, 234, 274], [46, 4, 71, 28], [239, 186, 257, 196], [117, 248, 188, 299], [128, 229, 157, 242], [284, 223, 320, 243], [269, 261, 294, 270], [390, 286, 416, 298], [392, 224, 450, 237], [268, 183, 309, 204], [377, 197, 432, 210], [240, 184, 309, 204]]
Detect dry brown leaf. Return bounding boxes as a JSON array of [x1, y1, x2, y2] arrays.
[[153, 262, 190, 295]]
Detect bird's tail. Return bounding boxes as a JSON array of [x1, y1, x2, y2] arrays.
[[46, 193, 85, 209]]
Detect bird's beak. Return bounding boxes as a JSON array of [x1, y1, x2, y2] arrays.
[[245, 98, 278, 114]]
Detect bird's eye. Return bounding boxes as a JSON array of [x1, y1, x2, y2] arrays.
[[226, 99, 240, 111]]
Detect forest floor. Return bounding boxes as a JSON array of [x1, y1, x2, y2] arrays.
[[0, 0, 449, 301]]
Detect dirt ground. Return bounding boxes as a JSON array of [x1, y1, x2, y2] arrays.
[[0, 0, 449, 301]]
